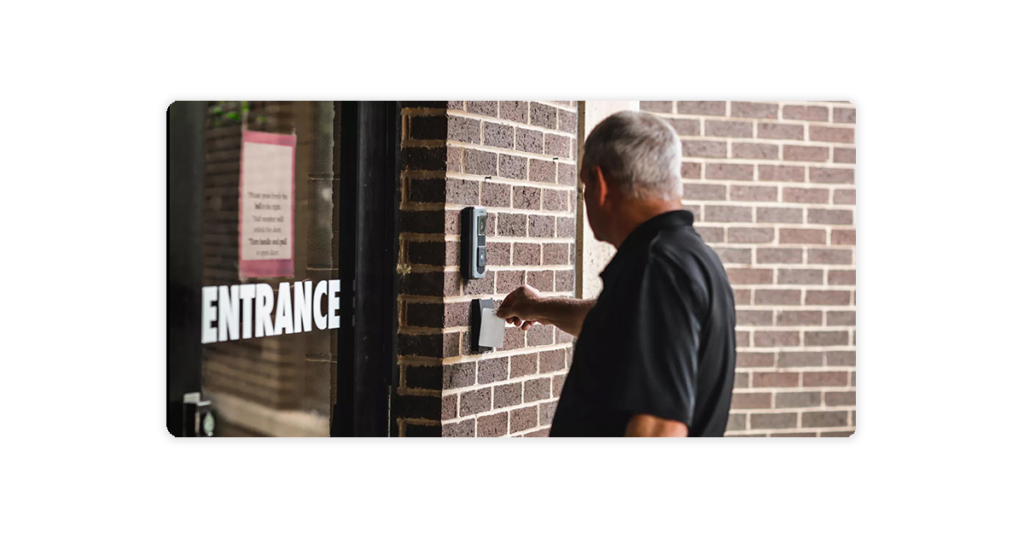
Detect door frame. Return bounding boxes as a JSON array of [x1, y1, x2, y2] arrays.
[[332, 101, 401, 437]]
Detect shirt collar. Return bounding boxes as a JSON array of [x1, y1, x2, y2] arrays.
[[600, 209, 695, 280]]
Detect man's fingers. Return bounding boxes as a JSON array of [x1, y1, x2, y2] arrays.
[[521, 320, 536, 331]]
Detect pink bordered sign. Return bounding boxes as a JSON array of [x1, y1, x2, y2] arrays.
[[238, 130, 297, 278]]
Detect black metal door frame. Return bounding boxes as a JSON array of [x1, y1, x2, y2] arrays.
[[331, 101, 399, 436]]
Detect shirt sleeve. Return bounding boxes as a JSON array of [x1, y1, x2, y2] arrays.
[[604, 252, 707, 427]]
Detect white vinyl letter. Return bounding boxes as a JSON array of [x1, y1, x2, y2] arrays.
[[218, 285, 240, 341], [255, 284, 275, 338], [313, 280, 328, 330], [201, 286, 218, 344], [294, 281, 313, 333], [274, 282, 293, 336], [239, 284, 256, 339], [328, 279, 341, 330]]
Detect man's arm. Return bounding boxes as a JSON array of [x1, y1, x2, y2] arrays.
[[625, 414, 689, 437], [495, 285, 595, 337]]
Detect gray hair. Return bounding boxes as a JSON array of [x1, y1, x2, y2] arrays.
[[580, 110, 683, 201]]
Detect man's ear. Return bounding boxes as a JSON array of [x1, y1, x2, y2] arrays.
[[592, 166, 609, 206]]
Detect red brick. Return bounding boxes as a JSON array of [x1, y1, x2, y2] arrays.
[[527, 270, 554, 292], [778, 269, 823, 285], [682, 140, 727, 158], [755, 289, 802, 305], [664, 118, 700, 136], [496, 270, 525, 293], [828, 270, 856, 285], [827, 311, 856, 327], [777, 311, 822, 327], [499, 101, 528, 123], [757, 207, 803, 223], [809, 125, 854, 143], [542, 189, 570, 211], [466, 101, 497, 117], [732, 392, 772, 409], [529, 102, 559, 129], [733, 289, 752, 305], [754, 331, 800, 347], [834, 189, 856, 205], [542, 243, 570, 265], [782, 105, 829, 121], [758, 122, 804, 140], [683, 183, 727, 201], [528, 215, 556, 237], [809, 167, 854, 184], [706, 163, 754, 180], [731, 102, 779, 119], [825, 391, 856, 406], [778, 350, 824, 366], [677, 101, 726, 115], [497, 213, 527, 237], [737, 352, 775, 367], [753, 372, 799, 387], [808, 248, 853, 265], [493, 382, 523, 409], [808, 209, 853, 225], [751, 412, 798, 429], [477, 411, 508, 437], [639, 101, 673, 113], [833, 147, 856, 164], [515, 127, 544, 154], [480, 182, 511, 208], [776, 391, 821, 408], [779, 228, 826, 244], [803, 371, 849, 387], [805, 330, 848, 346], [539, 349, 566, 373], [783, 187, 829, 204], [705, 205, 753, 222], [512, 242, 541, 265], [510, 406, 538, 434], [806, 290, 851, 305], [509, 353, 538, 378], [737, 309, 774, 326], [832, 108, 856, 124], [827, 350, 856, 366], [706, 120, 753, 138], [758, 165, 805, 182], [498, 154, 527, 180], [802, 411, 848, 428], [681, 162, 702, 179], [730, 185, 778, 202], [832, 230, 856, 245], [729, 226, 774, 242], [448, 116, 481, 143], [512, 185, 541, 210], [529, 159, 556, 183], [757, 248, 803, 264], [783, 145, 829, 162], [544, 133, 572, 158], [733, 142, 779, 160], [483, 121, 515, 149]]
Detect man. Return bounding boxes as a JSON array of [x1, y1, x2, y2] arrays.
[[496, 111, 736, 437]]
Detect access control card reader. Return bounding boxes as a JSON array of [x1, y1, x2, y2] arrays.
[[461, 206, 487, 279]]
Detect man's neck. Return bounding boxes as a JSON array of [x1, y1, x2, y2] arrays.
[[608, 199, 685, 248]]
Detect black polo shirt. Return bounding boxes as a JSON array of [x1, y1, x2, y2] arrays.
[[549, 210, 736, 437]]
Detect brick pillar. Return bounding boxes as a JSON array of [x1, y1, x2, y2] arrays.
[[393, 101, 579, 437]]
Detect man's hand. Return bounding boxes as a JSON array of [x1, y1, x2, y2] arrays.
[[496, 284, 545, 331]]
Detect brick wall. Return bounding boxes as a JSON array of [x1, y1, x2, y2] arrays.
[[394, 101, 578, 437], [640, 101, 856, 437]]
